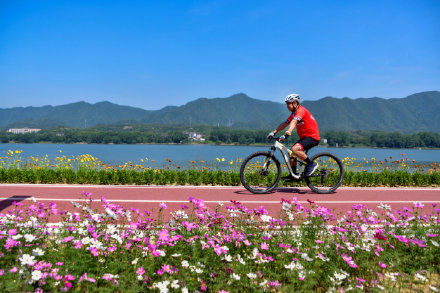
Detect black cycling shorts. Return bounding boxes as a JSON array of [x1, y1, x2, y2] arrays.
[[294, 137, 319, 152]]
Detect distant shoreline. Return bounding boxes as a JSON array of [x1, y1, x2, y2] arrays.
[[1, 141, 440, 150]]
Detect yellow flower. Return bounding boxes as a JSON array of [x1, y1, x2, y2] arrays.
[[221, 158, 225, 162], [216, 158, 220, 162]]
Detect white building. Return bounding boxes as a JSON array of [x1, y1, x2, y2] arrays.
[[186, 131, 206, 141], [7, 128, 41, 134]]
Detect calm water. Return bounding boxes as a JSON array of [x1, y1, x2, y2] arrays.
[[0, 144, 439, 169]]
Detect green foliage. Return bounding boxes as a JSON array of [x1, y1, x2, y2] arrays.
[[0, 168, 438, 186], [2, 126, 440, 148]]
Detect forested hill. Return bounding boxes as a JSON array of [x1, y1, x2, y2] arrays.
[[1, 91, 439, 132]]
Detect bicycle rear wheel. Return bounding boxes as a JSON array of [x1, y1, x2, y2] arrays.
[[305, 152, 344, 194], [240, 151, 281, 194]]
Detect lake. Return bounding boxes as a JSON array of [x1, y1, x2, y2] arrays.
[[0, 143, 439, 169]]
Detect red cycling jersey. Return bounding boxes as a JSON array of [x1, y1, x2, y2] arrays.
[[286, 105, 320, 141]]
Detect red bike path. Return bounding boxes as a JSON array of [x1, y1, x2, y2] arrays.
[[0, 184, 439, 221]]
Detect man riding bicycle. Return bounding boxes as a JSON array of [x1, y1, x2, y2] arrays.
[[267, 93, 320, 180]]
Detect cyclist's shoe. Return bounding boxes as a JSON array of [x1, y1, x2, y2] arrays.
[[282, 171, 298, 181], [304, 162, 319, 177]]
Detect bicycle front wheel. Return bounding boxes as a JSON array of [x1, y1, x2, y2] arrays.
[[240, 151, 281, 194], [305, 152, 344, 194]]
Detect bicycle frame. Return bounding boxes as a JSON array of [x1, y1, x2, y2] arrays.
[[268, 139, 304, 180]]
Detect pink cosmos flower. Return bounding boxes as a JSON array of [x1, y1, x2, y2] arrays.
[[414, 201, 424, 209], [427, 234, 438, 237], [90, 247, 99, 256], [9, 267, 18, 273], [136, 267, 145, 276], [268, 280, 282, 288], [379, 261, 387, 268], [159, 202, 168, 209], [182, 221, 198, 231], [342, 253, 358, 268], [261, 242, 269, 250], [243, 240, 252, 246], [157, 229, 170, 241], [200, 281, 207, 291], [65, 274, 75, 281], [79, 273, 96, 283], [62, 236, 74, 243], [7, 229, 17, 236]]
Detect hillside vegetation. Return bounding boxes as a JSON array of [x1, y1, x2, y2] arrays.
[[1, 91, 439, 133]]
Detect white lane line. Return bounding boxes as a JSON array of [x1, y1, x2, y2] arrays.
[[1, 197, 439, 204], [0, 184, 439, 191]]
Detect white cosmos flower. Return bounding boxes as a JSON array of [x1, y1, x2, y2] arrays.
[[181, 260, 189, 268], [378, 203, 391, 210], [334, 271, 348, 282], [91, 214, 101, 221], [301, 253, 313, 261], [105, 208, 118, 220], [231, 273, 240, 280], [81, 237, 91, 245], [131, 258, 139, 265], [182, 288, 188, 293], [247, 273, 257, 279], [31, 270, 42, 282], [24, 234, 35, 242], [195, 268, 203, 274], [415, 273, 427, 282], [19, 254, 35, 266], [431, 240, 439, 247], [156, 280, 170, 293], [282, 202, 292, 211], [260, 215, 272, 222], [171, 280, 180, 289], [429, 285, 439, 292], [32, 248, 44, 256]]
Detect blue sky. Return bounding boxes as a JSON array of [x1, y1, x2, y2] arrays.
[[1, 0, 439, 109]]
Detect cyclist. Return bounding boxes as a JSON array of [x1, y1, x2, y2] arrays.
[[267, 93, 320, 180]]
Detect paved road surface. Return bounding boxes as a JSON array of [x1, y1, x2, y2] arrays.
[[0, 184, 439, 221]]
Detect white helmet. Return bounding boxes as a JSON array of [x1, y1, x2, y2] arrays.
[[285, 93, 300, 103]]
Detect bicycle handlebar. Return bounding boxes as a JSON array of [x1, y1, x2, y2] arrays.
[[267, 136, 283, 142]]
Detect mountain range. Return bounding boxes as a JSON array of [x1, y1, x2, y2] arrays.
[[1, 91, 439, 133]]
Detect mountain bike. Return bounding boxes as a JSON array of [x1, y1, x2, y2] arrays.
[[240, 137, 344, 194]]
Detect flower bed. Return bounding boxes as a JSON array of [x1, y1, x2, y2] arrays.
[[0, 193, 439, 292], [0, 150, 439, 186], [0, 168, 439, 187]]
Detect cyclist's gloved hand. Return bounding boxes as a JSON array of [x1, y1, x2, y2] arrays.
[[267, 131, 275, 139], [280, 132, 290, 142]]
